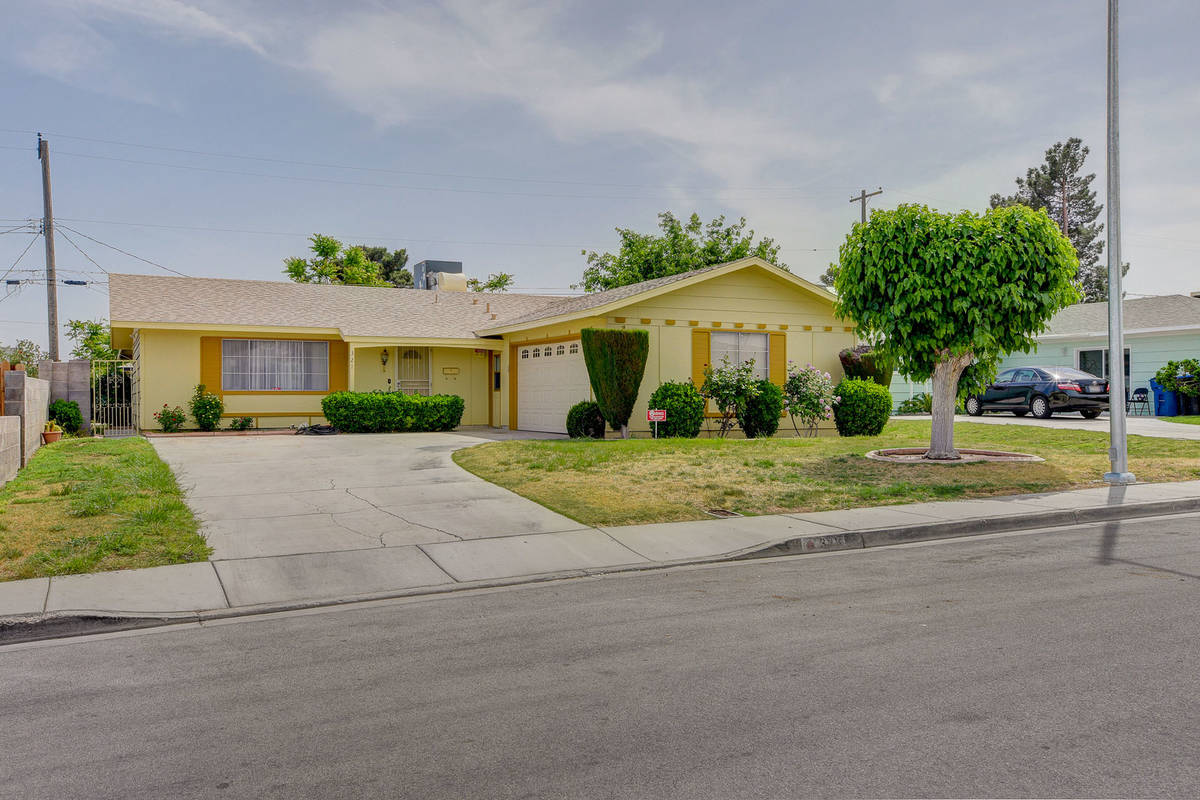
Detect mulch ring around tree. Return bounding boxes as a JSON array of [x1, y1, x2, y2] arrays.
[[865, 448, 1045, 465]]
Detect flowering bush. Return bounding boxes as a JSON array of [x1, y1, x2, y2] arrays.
[[701, 356, 761, 437], [154, 404, 187, 433], [189, 384, 225, 432], [782, 362, 839, 436]]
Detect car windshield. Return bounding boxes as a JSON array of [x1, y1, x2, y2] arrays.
[[1051, 368, 1101, 380]]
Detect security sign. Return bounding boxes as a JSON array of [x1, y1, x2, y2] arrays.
[[647, 409, 667, 422]]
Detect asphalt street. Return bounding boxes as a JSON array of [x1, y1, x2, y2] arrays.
[[2, 513, 1198, 799]]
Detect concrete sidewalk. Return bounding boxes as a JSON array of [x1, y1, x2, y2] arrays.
[[3, 479, 1199, 624], [955, 413, 1200, 440]]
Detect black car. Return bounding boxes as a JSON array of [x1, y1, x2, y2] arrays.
[[964, 366, 1109, 419]]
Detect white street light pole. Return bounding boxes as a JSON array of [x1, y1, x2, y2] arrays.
[[1105, 0, 1135, 485]]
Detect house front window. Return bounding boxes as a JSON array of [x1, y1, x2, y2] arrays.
[[1078, 347, 1130, 384], [710, 332, 769, 380], [221, 339, 329, 392]]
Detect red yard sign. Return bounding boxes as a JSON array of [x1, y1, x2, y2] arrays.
[[647, 409, 667, 422]]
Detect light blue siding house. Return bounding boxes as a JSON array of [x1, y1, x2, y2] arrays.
[[890, 293, 1200, 411]]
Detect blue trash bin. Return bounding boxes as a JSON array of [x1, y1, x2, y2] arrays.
[[1150, 379, 1178, 417]]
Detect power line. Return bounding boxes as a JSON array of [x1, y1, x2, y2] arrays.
[[0, 127, 846, 193], [55, 224, 188, 277], [1, 233, 41, 284], [55, 227, 109, 274]]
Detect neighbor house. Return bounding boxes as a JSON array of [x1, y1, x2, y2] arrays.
[[889, 293, 1200, 408], [109, 257, 856, 435]]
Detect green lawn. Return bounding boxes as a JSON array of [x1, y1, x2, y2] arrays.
[[1166, 415, 1200, 425], [452, 420, 1200, 527], [0, 437, 209, 581]]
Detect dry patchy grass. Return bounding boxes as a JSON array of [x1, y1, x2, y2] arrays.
[[453, 420, 1200, 526], [0, 437, 209, 581]]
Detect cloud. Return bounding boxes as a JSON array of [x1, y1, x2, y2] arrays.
[[57, 0, 265, 53]]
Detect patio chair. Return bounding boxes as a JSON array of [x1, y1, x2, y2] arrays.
[[1127, 387, 1150, 416]]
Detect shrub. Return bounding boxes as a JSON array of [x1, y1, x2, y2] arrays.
[[833, 378, 891, 436], [580, 328, 649, 438], [229, 416, 254, 431], [189, 385, 224, 432], [153, 404, 187, 433], [896, 392, 933, 415], [566, 400, 606, 439], [737, 379, 784, 438], [783, 363, 839, 436], [838, 345, 894, 388], [701, 356, 760, 437], [646, 380, 705, 438], [48, 398, 83, 434], [321, 391, 465, 433]]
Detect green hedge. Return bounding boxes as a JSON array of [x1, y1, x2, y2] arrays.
[[736, 379, 784, 438], [566, 400, 606, 439], [48, 398, 83, 434], [833, 378, 891, 436], [838, 346, 894, 388], [321, 391, 465, 433], [647, 380, 705, 438]]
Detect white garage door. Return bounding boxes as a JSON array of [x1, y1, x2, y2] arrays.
[[517, 340, 592, 433]]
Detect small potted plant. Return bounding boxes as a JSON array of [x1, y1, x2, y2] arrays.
[[42, 420, 64, 444]]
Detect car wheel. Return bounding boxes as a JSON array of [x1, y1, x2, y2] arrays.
[[1030, 395, 1052, 419], [1013, 410, 1028, 417], [1080, 409, 1102, 419], [965, 396, 983, 416]]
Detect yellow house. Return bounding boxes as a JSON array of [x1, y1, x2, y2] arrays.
[[109, 257, 855, 434]]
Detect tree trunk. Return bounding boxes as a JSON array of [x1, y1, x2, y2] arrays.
[[620, 423, 629, 439], [927, 352, 974, 460]]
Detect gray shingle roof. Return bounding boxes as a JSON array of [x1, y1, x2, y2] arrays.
[[1046, 294, 1200, 336], [108, 274, 562, 339]]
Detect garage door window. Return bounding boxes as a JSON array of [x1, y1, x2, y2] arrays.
[[710, 332, 769, 380], [221, 339, 329, 392]]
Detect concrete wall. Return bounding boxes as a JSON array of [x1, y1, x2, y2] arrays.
[[38, 359, 93, 432], [0, 416, 19, 488], [3, 370, 50, 466]]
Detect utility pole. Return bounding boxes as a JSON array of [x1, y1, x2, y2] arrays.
[[1104, 0, 1134, 485], [38, 133, 59, 361], [850, 187, 883, 225]]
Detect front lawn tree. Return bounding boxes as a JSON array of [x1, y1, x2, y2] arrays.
[[579, 212, 785, 292], [580, 328, 649, 439], [834, 204, 1080, 460], [285, 234, 389, 287]]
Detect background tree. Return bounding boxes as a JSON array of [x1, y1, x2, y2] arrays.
[[579, 212, 786, 292], [990, 138, 1126, 301], [835, 204, 1079, 460], [0, 338, 47, 374], [467, 272, 516, 292], [580, 328, 649, 439], [818, 264, 839, 288], [66, 319, 118, 361], [356, 245, 412, 287], [284, 234, 389, 287]]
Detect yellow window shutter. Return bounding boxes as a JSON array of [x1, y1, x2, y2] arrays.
[[329, 341, 349, 392], [769, 332, 786, 385], [691, 329, 710, 388], [200, 337, 222, 394]]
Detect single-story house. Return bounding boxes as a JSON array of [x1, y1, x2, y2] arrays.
[[889, 293, 1200, 408], [109, 257, 856, 435]]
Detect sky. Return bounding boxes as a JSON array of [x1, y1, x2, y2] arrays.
[[2, 0, 1198, 355]]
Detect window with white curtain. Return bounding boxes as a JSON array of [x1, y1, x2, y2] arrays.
[[221, 340, 329, 391], [710, 332, 769, 380]]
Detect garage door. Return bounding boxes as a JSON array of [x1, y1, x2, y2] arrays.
[[517, 340, 592, 433]]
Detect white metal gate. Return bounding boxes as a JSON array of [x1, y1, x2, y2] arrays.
[[397, 347, 431, 395], [91, 359, 137, 436]]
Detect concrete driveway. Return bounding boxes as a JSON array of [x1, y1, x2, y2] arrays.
[[151, 431, 587, 561], [954, 413, 1200, 440]]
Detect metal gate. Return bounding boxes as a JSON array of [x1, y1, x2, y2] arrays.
[[397, 347, 431, 395], [91, 359, 137, 437]]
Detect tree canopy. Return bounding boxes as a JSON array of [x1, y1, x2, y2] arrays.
[[284, 234, 390, 287], [578, 212, 785, 293], [467, 272, 516, 293], [990, 138, 1125, 302], [835, 204, 1080, 459], [0, 338, 46, 374], [356, 245, 412, 287], [66, 319, 118, 361]]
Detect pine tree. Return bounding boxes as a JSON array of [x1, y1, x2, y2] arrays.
[[990, 138, 1127, 302]]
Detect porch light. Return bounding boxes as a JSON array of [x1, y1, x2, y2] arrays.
[[380, 349, 389, 367]]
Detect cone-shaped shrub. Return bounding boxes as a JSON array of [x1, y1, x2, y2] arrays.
[[580, 328, 649, 439]]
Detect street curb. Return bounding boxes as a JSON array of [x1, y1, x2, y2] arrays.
[[3, 498, 1199, 645], [735, 497, 1200, 559]]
